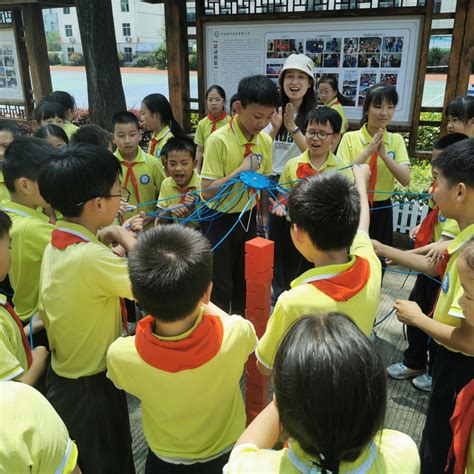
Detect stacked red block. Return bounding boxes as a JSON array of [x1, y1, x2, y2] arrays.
[[245, 237, 274, 424]]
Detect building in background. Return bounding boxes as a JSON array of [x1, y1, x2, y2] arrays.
[[43, 0, 165, 64]]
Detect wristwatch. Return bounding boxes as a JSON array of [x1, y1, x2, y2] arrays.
[[289, 126, 300, 136]]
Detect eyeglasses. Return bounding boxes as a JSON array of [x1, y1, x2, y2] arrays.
[[305, 131, 335, 141], [207, 98, 224, 103], [76, 187, 131, 207], [317, 89, 334, 96]]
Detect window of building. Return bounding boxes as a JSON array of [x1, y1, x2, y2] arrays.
[[65, 25, 73, 37], [121, 0, 130, 12], [63, 7, 70, 14], [122, 23, 131, 37], [67, 47, 74, 59], [124, 47, 133, 62]]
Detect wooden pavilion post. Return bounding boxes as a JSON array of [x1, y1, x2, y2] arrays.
[[164, 0, 191, 131], [21, 3, 52, 102]]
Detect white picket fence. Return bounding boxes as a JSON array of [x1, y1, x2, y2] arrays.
[[392, 200, 430, 234]]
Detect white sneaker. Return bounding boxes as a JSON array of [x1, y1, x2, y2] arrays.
[[412, 373, 432, 392], [387, 363, 424, 380]]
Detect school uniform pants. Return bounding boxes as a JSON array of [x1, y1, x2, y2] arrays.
[[403, 273, 440, 373], [145, 448, 230, 474], [369, 199, 393, 246], [269, 214, 312, 301], [202, 209, 256, 316], [46, 366, 135, 474], [420, 342, 474, 474]]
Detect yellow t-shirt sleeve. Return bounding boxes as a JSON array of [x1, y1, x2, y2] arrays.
[[201, 136, 226, 180], [393, 134, 410, 165], [106, 338, 127, 391], [84, 244, 133, 300], [157, 179, 173, 210], [152, 158, 166, 194], [239, 317, 258, 355], [0, 324, 24, 381], [336, 133, 354, 164], [256, 296, 292, 370], [195, 119, 206, 146], [447, 281, 464, 320], [440, 218, 459, 239], [278, 161, 293, 190], [224, 443, 287, 473]]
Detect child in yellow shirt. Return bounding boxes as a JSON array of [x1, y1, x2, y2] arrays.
[[156, 136, 201, 226]]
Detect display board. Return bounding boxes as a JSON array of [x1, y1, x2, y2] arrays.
[[0, 28, 24, 102], [205, 17, 422, 126]]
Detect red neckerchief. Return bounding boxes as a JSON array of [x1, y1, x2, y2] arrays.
[[207, 111, 227, 133], [296, 163, 319, 179], [445, 379, 474, 474], [149, 129, 171, 157], [135, 314, 224, 372], [415, 207, 440, 249], [368, 152, 378, 207], [308, 256, 370, 301], [177, 186, 197, 204], [437, 250, 451, 279], [1, 302, 32, 368], [121, 160, 140, 203], [51, 228, 129, 335], [230, 117, 254, 159]]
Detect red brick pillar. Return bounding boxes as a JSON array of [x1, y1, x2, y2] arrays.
[[245, 237, 273, 424]]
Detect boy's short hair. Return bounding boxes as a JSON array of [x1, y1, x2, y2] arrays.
[[237, 75, 280, 109], [304, 106, 342, 134], [128, 225, 213, 322], [70, 124, 113, 149], [33, 100, 67, 123], [3, 137, 56, 193], [49, 91, 76, 111], [160, 136, 196, 161], [432, 137, 474, 188], [0, 119, 21, 137], [38, 144, 121, 218], [288, 172, 360, 251], [0, 210, 12, 239], [433, 132, 468, 150], [111, 111, 140, 131]]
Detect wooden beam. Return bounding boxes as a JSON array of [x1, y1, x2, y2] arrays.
[[164, 0, 191, 132], [11, 7, 34, 119], [455, 0, 473, 97], [408, 0, 432, 154], [0, 0, 74, 5], [440, 0, 468, 135], [21, 3, 52, 103]]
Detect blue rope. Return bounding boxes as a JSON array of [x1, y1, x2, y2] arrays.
[[29, 319, 33, 350], [374, 308, 395, 327], [384, 267, 441, 284]]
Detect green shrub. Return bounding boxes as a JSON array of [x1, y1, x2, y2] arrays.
[[48, 52, 62, 66], [134, 55, 155, 67], [190, 112, 199, 132], [117, 52, 125, 66], [154, 43, 167, 70], [69, 52, 84, 66], [393, 160, 432, 202]]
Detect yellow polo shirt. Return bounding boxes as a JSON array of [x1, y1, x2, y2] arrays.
[[279, 150, 351, 191], [0, 381, 78, 473], [201, 118, 272, 213], [326, 97, 348, 134], [256, 231, 381, 370], [0, 170, 9, 203], [1, 201, 54, 321], [157, 170, 201, 224], [224, 430, 419, 473], [433, 223, 474, 354], [38, 221, 133, 379], [107, 308, 257, 462], [63, 121, 78, 140], [337, 124, 410, 201], [0, 295, 28, 381], [115, 147, 165, 221], [195, 115, 231, 147], [148, 125, 173, 158]]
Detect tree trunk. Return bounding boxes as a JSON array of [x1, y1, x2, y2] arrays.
[[75, 0, 126, 130]]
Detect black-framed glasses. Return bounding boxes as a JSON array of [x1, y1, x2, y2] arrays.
[[76, 187, 131, 207], [305, 131, 335, 141]]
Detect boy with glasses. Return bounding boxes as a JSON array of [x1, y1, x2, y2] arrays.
[[269, 107, 351, 290]]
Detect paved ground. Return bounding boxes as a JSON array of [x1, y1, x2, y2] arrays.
[[127, 264, 430, 472]]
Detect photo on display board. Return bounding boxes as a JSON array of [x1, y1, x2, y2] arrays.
[[267, 39, 297, 59], [306, 38, 325, 54], [343, 55, 358, 67], [307, 53, 323, 67], [342, 71, 358, 106], [382, 36, 404, 53], [323, 53, 340, 68], [359, 37, 382, 53], [358, 73, 377, 106], [266, 63, 283, 77], [343, 37, 359, 54], [380, 73, 398, 86], [381, 53, 402, 67], [357, 53, 380, 68], [324, 38, 341, 53]]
